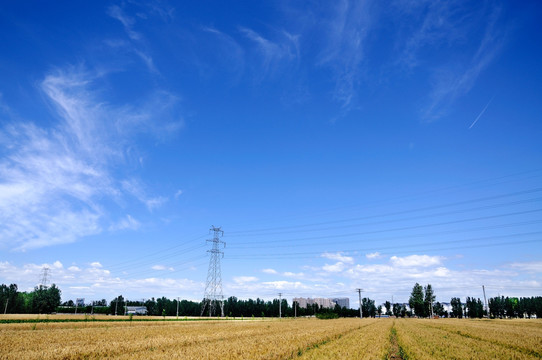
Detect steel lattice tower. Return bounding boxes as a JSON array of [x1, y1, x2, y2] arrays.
[[40, 267, 50, 289], [201, 226, 226, 317]]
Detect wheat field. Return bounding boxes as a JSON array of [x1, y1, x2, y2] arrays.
[[1, 316, 541, 359]]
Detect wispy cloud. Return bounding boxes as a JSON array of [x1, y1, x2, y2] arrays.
[[422, 6, 505, 120], [107, 4, 160, 74], [240, 27, 299, 77], [0, 67, 181, 251], [317, 0, 374, 112], [109, 215, 140, 231], [107, 5, 141, 41], [508, 261, 542, 273]]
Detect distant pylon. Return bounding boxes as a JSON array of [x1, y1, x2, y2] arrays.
[[201, 226, 226, 317], [40, 266, 50, 289]]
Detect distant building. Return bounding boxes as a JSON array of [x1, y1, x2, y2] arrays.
[[331, 298, 350, 308], [126, 306, 147, 315], [293, 297, 344, 309]]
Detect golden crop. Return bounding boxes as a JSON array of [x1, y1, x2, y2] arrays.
[[0, 317, 371, 359], [394, 318, 542, 360], [1, 316, 541, 359]]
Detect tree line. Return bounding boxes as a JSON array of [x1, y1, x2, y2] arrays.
[[0, 284, 61, 314], [406, 282, 542, 319], [2, 282, 541, 318]]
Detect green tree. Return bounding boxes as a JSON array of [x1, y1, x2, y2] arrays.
[[424, 284, 435, 317], [31, 284, 61, 314], [409, 283, 425, 317], [450, 297, 463, 318], [0, 284, 22, 314], [361, 297, 376, 318], [384, 301, 391, 315], [434, 302, 446, 317], [110, 295, 125, 315]]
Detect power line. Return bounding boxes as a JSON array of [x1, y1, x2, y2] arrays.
[[227, 237, 542, 260], [224, 168, 542, 234], [228, 188, 542, 236], [230, 207, 542, 246]]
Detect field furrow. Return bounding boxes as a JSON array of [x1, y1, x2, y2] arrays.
[[395, 319, 541, 360], [296, 319, 391, 359]]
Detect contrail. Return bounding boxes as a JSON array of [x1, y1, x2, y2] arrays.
[[469, 96, 495, 129]]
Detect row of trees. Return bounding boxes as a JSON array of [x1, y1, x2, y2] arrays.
[[407, 283, 542, 319], [0, 284, 61, 314], [3, 282, 542, 318]]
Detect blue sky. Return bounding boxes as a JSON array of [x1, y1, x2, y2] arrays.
[[1, 0, 541, 307]]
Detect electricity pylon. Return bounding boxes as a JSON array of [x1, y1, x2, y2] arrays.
[[40, 267, 50, 289], [201, 226, 226, 317]]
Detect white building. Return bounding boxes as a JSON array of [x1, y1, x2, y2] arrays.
[[293, 297, 338, 309], [126, 306, 148, 315]]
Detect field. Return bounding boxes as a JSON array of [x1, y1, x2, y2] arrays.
[[0, 316, 541, 359]]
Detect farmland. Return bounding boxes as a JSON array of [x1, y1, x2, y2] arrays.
[[0, 316, 541, 359]]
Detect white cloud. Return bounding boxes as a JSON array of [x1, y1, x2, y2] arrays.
[[283, 272, 304, 278], [322, 252, 354, 264], [322, 262, 346, 273], [151, 265, 174, 271], [233, 276, 258, 284], [90, 262, 103, 268], [508, 261, 542, 273], [109, 215, 140, 231], [262, 268, 278, 274], [390, 255, 443, 268], [365, 252, 381, 259]]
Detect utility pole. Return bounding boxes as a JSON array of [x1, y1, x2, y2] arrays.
[[278, 293, 282, 319], [176, 297, 179, 318], [115, 297, 118, 316], [356, 288, 363, 319], [482, 285, 489, 318], [201, 226, 226, 317], [4, 298, 8, 314], [294, 300, 297, 318]]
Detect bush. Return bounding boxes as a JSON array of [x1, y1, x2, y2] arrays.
[[315, 312, 339, 319]]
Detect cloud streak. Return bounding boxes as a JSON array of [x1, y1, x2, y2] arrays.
[[469, 96, 495, 129], [0, 67, 181, 251], [422, 5, 505, 120]]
